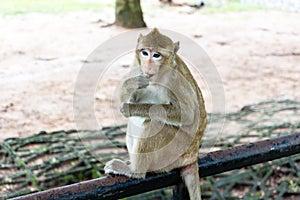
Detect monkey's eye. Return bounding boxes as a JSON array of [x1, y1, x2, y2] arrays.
[[140, 49, 150, 57], [152, 52, 162, 61]]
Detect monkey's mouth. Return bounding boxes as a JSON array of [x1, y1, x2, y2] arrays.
[[146, 74, 155, 78]]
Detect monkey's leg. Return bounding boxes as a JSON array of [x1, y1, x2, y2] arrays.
[[180, 162, 202, 200], [127, 139, 151, 178], [128, 152, 151, 179]]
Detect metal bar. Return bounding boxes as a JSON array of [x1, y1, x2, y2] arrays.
[[198, 132, 300, 177], [12, 132, 300, 200]]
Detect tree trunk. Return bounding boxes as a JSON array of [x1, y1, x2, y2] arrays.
[[115, 0, 147, 28]]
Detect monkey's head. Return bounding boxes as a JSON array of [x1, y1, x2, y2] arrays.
[[136, 28, 179, 80]]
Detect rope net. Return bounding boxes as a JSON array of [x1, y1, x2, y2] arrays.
[[0, 99, 299, 199]]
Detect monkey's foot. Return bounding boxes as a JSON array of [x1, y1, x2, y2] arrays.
[[104, 159, 132, 177], [104, 159, 146, 179]]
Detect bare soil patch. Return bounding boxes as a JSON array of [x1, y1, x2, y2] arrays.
[[0, 9, 299, 141]]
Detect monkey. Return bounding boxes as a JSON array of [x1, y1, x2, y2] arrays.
[[104, 28, 207, 200]]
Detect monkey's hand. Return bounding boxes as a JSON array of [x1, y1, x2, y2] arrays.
[[120, 103, 130, 117], [121, 75, 149, 103], [124, 75, 149, 89], [136, 74, 149, 89], [120, 103, 174, 119]]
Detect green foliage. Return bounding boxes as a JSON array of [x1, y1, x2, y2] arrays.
[[288, 179, 300, 192], [0, 0, 114, 14]]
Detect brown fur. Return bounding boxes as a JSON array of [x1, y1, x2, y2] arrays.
[[105, 28, 206, 199]]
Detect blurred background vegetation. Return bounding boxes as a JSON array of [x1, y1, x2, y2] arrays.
[[1, 0, 299, 15]]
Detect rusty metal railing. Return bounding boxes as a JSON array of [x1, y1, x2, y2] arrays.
[[11, 132, 300, 200]]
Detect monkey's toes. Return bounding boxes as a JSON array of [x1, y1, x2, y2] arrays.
[[104, 159, 132, 177]]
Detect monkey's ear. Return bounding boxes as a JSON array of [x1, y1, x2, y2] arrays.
[[152, 27, 159, 33], [174, 41, 180, 53], [137, 33, 143, 42]]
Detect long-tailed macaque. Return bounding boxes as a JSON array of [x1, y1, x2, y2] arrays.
[[105, 28, 207, 200]]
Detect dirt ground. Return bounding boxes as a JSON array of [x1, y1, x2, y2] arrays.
[[0, 6, 299, 141]]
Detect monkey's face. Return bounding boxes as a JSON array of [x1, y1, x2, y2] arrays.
[[139, 48, 163, 80]]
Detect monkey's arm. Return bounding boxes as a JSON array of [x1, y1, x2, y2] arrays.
[[120, 102, 187, 125]]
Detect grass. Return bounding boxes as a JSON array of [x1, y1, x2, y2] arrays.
[[0, 0, 266, 15], [0, 0, 114, 15], [203, 0, 264, 13]]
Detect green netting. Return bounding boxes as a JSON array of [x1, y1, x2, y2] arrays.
[[0, 99, 299, 199]]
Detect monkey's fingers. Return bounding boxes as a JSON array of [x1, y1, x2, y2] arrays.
[[137, 75, 149, 88], [120, 103, 130, 117]]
